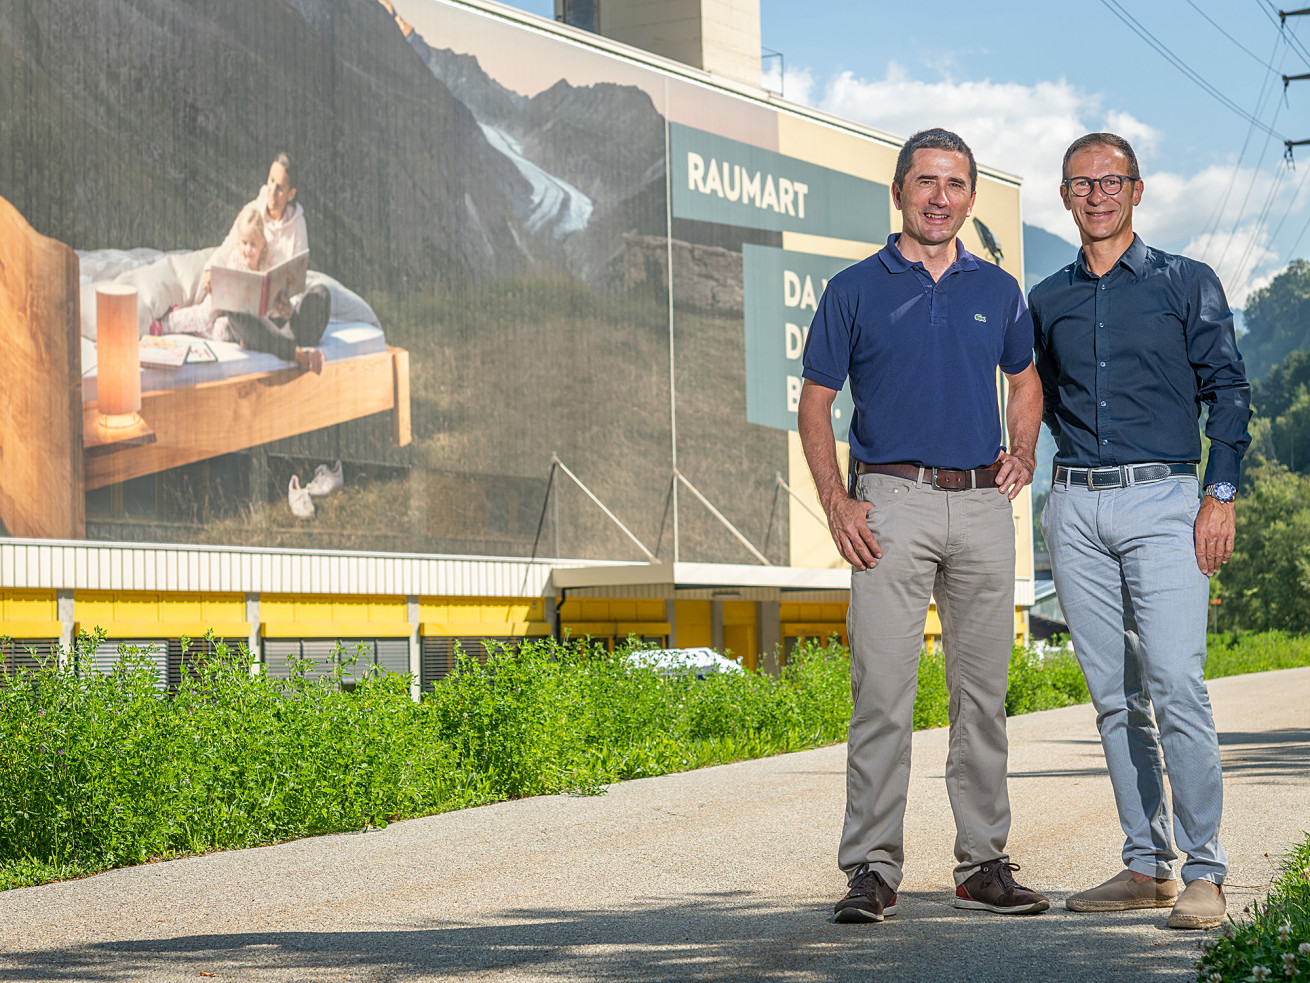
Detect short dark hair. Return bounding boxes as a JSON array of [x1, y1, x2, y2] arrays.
[[1062, 133, 1141, 181], [272, 150, 296, 189], [893, 128, 977, 192]]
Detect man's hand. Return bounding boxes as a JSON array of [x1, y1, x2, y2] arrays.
[[1194, 496, 1235, 576], [825, 493, 882, 570], [993, 450, 1035, 500]]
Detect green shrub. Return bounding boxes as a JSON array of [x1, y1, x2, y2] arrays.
[[1194, 834, 1310, 982], [2, 629, 1306, 892]]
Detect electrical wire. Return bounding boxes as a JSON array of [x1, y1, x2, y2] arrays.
[[1198, 34, 1286, 263], [1232, 162, 1286, 286], [1185, 0, 1283, 72], [1100, 0, 1287, 140], [1256, 0, 1310, 67]]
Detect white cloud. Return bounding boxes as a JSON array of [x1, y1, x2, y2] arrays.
[[786, 65, 1306, 306], [761, 64, 816, 105]]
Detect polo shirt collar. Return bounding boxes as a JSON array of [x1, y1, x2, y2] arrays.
[[877, 233, 980, 275], [1074, 233, 1146, 279]]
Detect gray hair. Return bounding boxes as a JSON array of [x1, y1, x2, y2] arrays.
[[893, 128, 977, 192], [1062, 133, 1141, 181]]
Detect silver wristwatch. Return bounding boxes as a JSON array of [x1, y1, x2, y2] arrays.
[[1204, 482, 1236, 503]]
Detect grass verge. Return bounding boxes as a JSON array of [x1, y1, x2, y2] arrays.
[[1194, 834, 1310, 982], [1, 630, 1305, 891]]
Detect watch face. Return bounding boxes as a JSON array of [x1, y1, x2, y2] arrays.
[[1206, 482, 1237, 502]]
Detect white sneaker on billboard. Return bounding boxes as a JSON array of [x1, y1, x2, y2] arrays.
[[306, 460, 343, 497], [289, 475, 316, 520]]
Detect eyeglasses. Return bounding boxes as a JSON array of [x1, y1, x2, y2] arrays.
[[1063, 174, 1136, 197]]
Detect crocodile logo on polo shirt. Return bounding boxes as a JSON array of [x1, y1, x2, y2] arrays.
[[974, 313, 987, 322]]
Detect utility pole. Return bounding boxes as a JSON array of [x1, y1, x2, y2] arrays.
[[1283, 5, 1310, 163]]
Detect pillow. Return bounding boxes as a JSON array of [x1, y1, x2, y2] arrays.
[[307, 271, 380, 327], [114, 255, 186, 336], [169, 248, 214, 307]]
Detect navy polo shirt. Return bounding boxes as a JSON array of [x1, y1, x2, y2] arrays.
[[802, 234, 1034, 470]]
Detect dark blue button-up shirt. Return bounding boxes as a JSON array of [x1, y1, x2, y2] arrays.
[[1029, 235, 1251, 488]]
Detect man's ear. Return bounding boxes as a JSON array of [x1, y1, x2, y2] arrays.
[[1131, 180, 1143, 206], [891, 182, 903, 211], [1060, 184, 1072, 211]]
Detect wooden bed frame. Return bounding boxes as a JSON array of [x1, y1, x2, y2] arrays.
[[0, 194, 412, 539]]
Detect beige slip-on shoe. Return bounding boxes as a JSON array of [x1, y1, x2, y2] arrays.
[[1167, 879, 1226, 929], [1066, 869, 1179, 911]]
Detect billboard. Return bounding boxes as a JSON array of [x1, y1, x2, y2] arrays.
[[0, 0, 910, 565]]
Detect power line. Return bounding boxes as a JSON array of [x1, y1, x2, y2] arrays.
[[1185, 0, 1283, 72], [1199, 34, 1286, 263], [1257, 0, 1310, 66], [1215, 95, 1285, 271], [1099, 0, 1287, 140], [1232, 162, 1287, 286]]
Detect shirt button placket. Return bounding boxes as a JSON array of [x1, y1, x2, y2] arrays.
[[1094, 276, 1108, 459]]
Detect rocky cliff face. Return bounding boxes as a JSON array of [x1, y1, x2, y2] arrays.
[[401, 21, 670, 287], [0, 0, 533, 292]]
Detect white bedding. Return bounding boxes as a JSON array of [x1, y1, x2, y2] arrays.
[[77, 247, 388, 403], [81, 323, 387, 401]]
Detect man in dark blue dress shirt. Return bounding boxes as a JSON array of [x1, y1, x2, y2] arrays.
[[801, 128, 1049, 923], [1030, 132, 1251, 930]]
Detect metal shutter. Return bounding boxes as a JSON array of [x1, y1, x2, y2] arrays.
[[1, 638, 57, 677], [420, 636, 456, 691], [375, 638, 410, 677], [262, 639, 300, 680], [92, 639, 166, 689]]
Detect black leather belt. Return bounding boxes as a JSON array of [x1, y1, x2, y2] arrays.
[[1054, 462, 1199, 490], [855, 461, 1002, 491]]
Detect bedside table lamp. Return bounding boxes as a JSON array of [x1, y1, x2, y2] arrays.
[[95, 284, 143, 431]]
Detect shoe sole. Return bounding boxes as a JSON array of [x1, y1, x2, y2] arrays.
[[1066, 897, 1177, 912], [1167, 912, 1224, 929], [833, 902, 898, 924], [954, 898, 1050, 914]]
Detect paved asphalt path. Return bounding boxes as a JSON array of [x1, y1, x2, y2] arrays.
[[1, 667, 1307, 983]]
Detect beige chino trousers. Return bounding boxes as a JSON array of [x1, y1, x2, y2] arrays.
[[840, 470, 1018, 889]]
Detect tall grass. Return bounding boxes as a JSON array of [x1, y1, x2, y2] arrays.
[[0, 630, 1304, 891]]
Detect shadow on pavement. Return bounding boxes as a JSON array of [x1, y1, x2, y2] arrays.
[[1218, 728, 1310, 780], [0, 892, 1204, 983]]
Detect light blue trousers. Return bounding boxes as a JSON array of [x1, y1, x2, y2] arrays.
[[1042, 475, 1226, 885]]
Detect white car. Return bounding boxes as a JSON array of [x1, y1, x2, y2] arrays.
[[629, 647, 744, 678]]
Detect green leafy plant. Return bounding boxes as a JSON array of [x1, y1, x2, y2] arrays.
[[1194, 834, 1310, 983], [1, 630, 1306, 892]]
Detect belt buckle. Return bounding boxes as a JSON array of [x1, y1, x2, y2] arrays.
[[1085, 468, 1096, 490]]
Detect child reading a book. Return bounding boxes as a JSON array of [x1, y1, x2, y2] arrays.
[[155, 203, 328, 373]]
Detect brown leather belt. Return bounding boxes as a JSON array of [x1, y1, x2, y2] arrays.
[[854, 461, 1002, 491]]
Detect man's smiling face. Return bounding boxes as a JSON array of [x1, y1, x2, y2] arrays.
[[1061, 144, 1143, 247], [891, 148, 976, 249]]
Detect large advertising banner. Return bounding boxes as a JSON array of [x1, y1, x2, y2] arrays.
[[0, 0, 896, 565]]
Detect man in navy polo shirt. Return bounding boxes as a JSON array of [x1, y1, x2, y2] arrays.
[[799, 127, 1048, 923], [1031, 133, 1250, 930]]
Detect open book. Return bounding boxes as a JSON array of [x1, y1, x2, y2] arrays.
[[210, 250, 309, 317], [138, 336, 217, 368]]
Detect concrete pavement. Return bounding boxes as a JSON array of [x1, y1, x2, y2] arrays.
[[1, 667, 1307, 982]]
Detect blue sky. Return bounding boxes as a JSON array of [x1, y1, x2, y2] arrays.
[[491, 0, 1310, 307]]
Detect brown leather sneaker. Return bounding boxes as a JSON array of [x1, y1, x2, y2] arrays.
[[1167, 879, 1226, 929], [954, 861, 1050, 914], [834, 867, 899, 923], [1066, 869, 1179, 911]]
